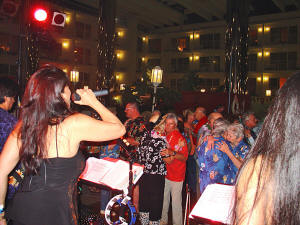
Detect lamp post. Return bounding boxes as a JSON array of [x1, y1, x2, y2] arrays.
[[70, 69, 79, 89], [151, 66, 163, 112]]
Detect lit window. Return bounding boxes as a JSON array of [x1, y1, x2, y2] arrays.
[[117, 31, 124, 37], [65, 15, 71, 24], [266, 90, 271, 96], [263, 76, 269, 82], [62, 41, 69, 48]]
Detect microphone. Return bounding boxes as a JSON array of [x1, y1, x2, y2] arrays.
[[72, 89, 109, 101]]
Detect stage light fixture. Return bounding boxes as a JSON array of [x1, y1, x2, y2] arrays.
[[0, 0, 21, 17], [52, 12, 66, 27], [33, 8, 48, 22]]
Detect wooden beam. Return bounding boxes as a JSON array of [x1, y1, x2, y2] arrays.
[[172, 0, 212, 20], [272, 0, 286, 11], [127, 0, 185, 25]]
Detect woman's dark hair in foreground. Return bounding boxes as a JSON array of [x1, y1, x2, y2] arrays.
[[19, 65, 72, 175], [233, 72, 300, 225]]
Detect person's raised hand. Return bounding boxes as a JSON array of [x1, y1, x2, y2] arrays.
[[73, 86, 98, 106]]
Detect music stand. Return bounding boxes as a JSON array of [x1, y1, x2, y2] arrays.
[[104, 139, 138, 225]]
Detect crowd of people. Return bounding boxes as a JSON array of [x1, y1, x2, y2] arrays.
[[0, 65, 299, 225]]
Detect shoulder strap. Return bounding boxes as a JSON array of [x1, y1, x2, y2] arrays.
[[55, 124, 59, 158]]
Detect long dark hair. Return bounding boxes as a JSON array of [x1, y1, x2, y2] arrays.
[[233, 72, 300, 225], [19, 65, 72, 175]]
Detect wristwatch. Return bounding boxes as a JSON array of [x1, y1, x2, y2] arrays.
[[172, 151, 176, 156]]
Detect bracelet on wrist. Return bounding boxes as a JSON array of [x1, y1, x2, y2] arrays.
[[172, 151, 176, 156], [161, 154, 170, 158], [0, 205, 4, 214]]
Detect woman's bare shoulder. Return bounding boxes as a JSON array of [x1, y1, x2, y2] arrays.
[[61, 112, 91, 126]]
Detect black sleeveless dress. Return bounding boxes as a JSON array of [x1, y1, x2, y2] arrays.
[[7, 151, 85, 225]]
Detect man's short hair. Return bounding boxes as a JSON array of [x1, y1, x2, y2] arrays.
[[127, 102, 140, 112], [195, 106, 206, 115], [212, 118, 229, 136], [0, 77, 18, 104], [242, 112, 254, 124]]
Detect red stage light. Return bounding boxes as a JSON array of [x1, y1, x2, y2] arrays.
[[33, 8, 47, 22]]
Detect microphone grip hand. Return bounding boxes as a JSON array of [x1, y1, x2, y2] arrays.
[[72, 88, 98, 106]]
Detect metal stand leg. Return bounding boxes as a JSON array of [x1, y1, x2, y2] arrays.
[[184, 184, 190, 225]]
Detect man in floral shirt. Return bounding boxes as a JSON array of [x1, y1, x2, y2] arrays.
[[124, 102, 147, 154], [0, 77, 22, 200], [0, 78, 18, 153], [123, 102, 147, 212], [160, 113, 188, 225]]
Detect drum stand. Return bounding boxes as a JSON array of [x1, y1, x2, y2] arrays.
[[184, 184, 191, 225], [104, 142, 137, 225]]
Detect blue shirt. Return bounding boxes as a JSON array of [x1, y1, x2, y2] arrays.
[[197, 136, 232, 194], [99, 143, 120, 159], [0, 108, 17, 152], [227, 140, 250, 184]]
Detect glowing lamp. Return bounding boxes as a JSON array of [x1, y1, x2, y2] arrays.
[[70, 70, 79, 83], [151, 66, 163, 112], [151, 66, 163, 86]]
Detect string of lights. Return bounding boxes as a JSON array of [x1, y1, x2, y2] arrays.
[[96, 0, 117, 105]]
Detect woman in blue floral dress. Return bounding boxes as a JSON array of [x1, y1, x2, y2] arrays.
[[217, 123, 250, 184], [197, 118, 231, 194]]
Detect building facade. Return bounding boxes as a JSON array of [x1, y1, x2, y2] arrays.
[[131, 10, 300, 97], [0, 0, 299, 98]]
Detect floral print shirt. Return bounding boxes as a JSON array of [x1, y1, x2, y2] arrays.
[[137, 130, 167, 175], [124, 116, 147, 144], [0, 108, 17, 152], [197, 136, 232, 194], [227, 140, 250, 184]]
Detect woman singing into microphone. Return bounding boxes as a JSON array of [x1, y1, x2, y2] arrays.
[[0, 65, 125, 225]]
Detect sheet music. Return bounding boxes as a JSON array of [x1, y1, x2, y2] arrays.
[[189, 184, 235, 224], [101, 160, 130, 189], [80, 157, 113, 183], [80, 157, 144, 191]]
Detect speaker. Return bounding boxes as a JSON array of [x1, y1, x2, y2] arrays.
[[0, 0, 21, 17], [51, 11, 66, 27]]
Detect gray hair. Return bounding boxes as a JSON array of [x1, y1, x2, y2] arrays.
[[242, 111, 255, 124], [165, 113, 178, 125], [212, 118, 229, 137], [227, 123, 244, 139]]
